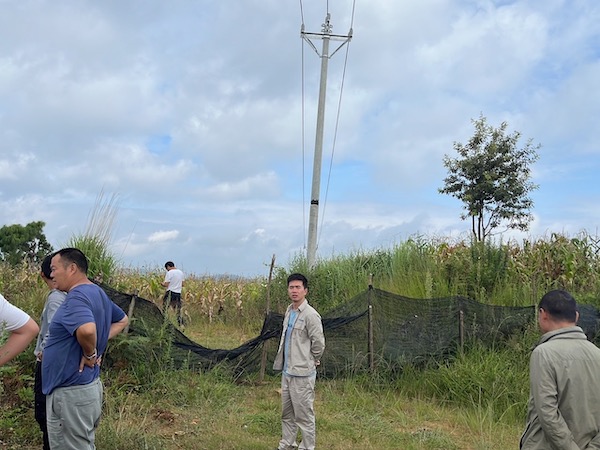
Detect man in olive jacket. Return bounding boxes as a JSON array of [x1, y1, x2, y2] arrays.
[[520, 290, 600, 450], [273, 273, 325, 450]]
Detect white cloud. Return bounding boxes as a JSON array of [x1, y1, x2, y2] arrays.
[[1, 0, 599, 275], [148, 230, 180, 243]]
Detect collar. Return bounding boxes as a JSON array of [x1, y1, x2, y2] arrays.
[[538, 325, 586, 346], [290, 299, 309, 312]]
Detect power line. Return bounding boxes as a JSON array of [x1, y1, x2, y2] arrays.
[[299, 0, 311, 251]]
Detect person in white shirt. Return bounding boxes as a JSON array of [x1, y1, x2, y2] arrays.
[[161, 261, 185, 326], [0, 292, 39, 367]]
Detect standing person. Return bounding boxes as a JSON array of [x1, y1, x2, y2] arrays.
[[34, 253, 67, 450], [0, 293, 39, 367], [161, 261, 184, 326], [42, 248, 128, 450], [520, 289, 600, 449], [273, 273, 325, 450]]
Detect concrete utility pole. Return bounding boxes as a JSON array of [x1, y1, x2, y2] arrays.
[[303, 14, 352, 268]]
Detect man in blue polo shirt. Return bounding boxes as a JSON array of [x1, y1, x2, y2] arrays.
[[42, 248, 128, 449]]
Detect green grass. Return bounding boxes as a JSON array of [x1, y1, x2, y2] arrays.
[[1, 328, 528, 450], [92, 373, 522, 449], [1, 319, 528, 449], [7, 231, 600, 449]]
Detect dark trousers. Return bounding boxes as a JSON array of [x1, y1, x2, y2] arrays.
[[163, 290, 183, 325], [34, 361, 50, 450]]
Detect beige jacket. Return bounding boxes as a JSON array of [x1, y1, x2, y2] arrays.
[[273, 299, 325, 376], [520, 326, 600, 450]]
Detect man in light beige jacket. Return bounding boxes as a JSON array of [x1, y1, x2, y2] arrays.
[[273, 273, 325, 450], [520, 290, 600, 450]]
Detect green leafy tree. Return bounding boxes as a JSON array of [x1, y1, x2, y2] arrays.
[[0, 221, 53, 266], [439, 115, 540, 242]]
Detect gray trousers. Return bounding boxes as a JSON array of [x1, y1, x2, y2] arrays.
[[279, 373, 317, 450], [46, 377, 103, 450]]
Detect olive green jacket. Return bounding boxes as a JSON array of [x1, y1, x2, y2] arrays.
[[520, 326, 600, 450]]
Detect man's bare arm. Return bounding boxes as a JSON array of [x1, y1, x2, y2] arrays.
[[0, 318, 39, 366], [109, 315, 129, 339], [75, 322, 97, 357]]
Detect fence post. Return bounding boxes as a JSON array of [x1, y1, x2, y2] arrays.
[[459, 310, 464, 353], [258, 254, 276, 382], [368, 274, 374, 372], [124, 290, 137, 335]]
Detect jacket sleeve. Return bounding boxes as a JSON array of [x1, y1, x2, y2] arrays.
[[307, 311, 325, 362], [530, 350, 579, 450], [272, 308, 289, 371]]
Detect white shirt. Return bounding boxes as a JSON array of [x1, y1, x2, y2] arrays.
[[164, 268, 184, 293], [0, 293, 30, 334]]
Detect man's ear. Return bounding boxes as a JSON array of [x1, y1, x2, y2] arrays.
[[67, 262, 78, 275], [576, 310, 580, 324]]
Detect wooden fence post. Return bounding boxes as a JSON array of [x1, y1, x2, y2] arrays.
[[258, 254, 276, 382], [124, 290, 137, 335]]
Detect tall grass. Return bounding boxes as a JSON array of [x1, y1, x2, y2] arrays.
[[65, 190, 119, 282], [270, 231, 600, 312], [397, 338, 533, 424], [103, 230, 600, 321]]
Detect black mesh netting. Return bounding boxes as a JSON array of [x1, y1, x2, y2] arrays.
[[101, 284, 600, 378]]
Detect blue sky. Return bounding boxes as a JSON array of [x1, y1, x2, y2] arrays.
[[1, 0, 599, 277]]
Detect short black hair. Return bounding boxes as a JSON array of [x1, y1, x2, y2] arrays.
[[287, 273, 308, 289], [54, 248, 89, 275], [539, 289, 578, 323], [41, 252, 55, 279], [165, 261, 175, 269]]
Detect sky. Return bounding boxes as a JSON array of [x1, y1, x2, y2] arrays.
[[1, 0, 599, 277]]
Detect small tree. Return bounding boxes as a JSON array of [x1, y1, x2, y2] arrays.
[[439, 115, 540, 242], [0, 221, 53, 265]]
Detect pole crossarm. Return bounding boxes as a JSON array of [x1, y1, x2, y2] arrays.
[[302, 32, 352, 40], [301, 12, 352, 58], [302, 33, 352, 58]]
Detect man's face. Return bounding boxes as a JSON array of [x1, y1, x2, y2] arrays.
[[41, 271, 58, 289], [288, 280, 307, 305], [50, 254, 72, 292]]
